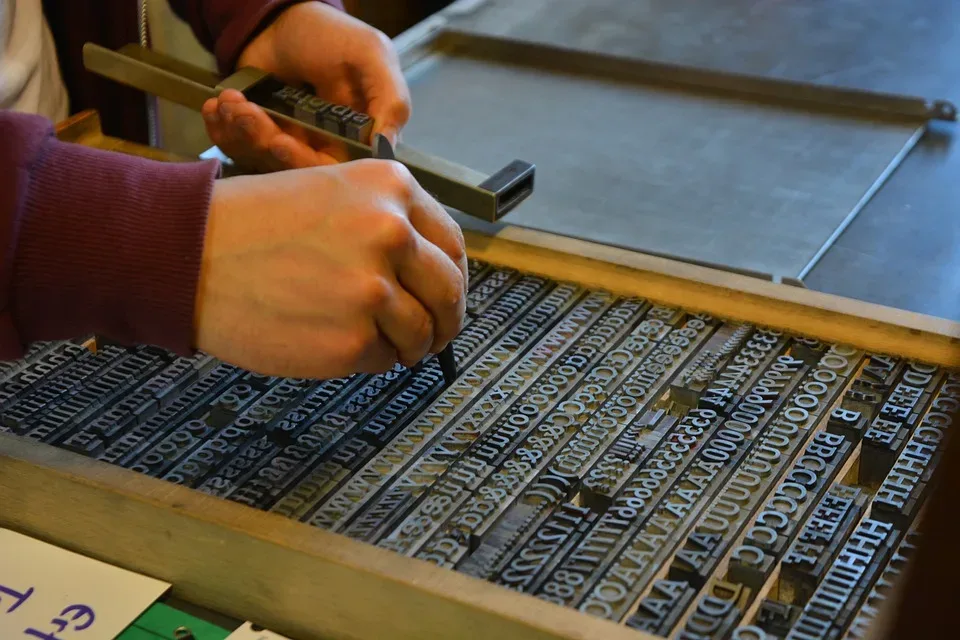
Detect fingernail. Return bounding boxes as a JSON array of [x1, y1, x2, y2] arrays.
[[218, 102, 234, 120], [203, 112, 219, 125], [235, 115, 255, 133], [271, 146, 291, 163]]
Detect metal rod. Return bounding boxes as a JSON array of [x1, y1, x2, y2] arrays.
[[436, 29, 958, 124], [797, 124, 928, 281], [137, 0, 160, 148]]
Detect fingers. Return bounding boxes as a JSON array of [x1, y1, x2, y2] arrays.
[[270, 132, 340, 168], [348, 329, 401, 375], [372, 100, 410, 148], [406, 179, 469, 289], [209, 322, 398, 379], [297, 318, 400, 378], [361, 33, 413, 146], [272, 103, 351, 165], [352, 159, 467, 353], [395, 164, 469, 302], [377, 186, 465, 353], [396, 237, 465, 354], [373, 280, 435, 367], [205, 90, 278, 145], [338, 270, 434, 371], [203, 91, 280, 167], [203, 90, 335, 170]]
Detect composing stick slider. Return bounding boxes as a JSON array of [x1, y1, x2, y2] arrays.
[[372, 133, 459, 386]]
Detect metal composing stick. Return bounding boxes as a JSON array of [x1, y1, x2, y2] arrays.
[[372, 133, 459, 386], [82, 43, 535, 223]]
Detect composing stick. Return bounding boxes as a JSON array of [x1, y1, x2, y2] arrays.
[[81, 43, 536, 223]]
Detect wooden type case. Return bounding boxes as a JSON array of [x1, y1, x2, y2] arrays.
[[0, 111, 956, 640]]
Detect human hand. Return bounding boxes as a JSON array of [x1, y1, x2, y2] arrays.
[[194, 159, 466, 379], [202, 2, 411, 171]]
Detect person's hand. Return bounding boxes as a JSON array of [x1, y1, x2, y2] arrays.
[[201, 2, 411, 170], [194, 159, 467, 379]]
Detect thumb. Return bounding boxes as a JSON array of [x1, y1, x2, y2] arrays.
[[360, 45, 412, 147], [369, 95, 410, 148]]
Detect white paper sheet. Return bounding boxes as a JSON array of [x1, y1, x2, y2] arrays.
[[0, 528, 170, 640]]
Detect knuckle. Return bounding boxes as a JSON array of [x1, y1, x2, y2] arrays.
[[438, 276, 466, 326], [357, 275, 392, 311], [447, 269, 466, 306], [375, 212, 416, 254], [379, 160, 414, 195], [353, 159, 413, 197], [392, 94, 413, 123], [448, 226, 467, 264], [445, 283, 464, 314], [366, 27, 393, 53]]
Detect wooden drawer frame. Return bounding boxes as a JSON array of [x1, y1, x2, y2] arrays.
[[1, 112, 955, 640]]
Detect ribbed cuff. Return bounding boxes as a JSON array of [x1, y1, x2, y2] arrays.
[[215, 0, 344, 75], [13, 137, 220, 356]]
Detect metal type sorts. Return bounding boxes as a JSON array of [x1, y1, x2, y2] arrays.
[[843, 530, 919, 640], [226, 267, 553, 513], [784, 518, 899, 639], [777, 484, 870, 608], [576, 345, 861, 622], [0, 258, 949, 640], [2, 343, 133, 432], [533, 327, 790, 611], [407, 308, 713, 566], [366, 295, 657, 555], [870, 372, 960, 529], [0, 342, 88, 410], [663, 348, 862, 637], [281, 273, 581, 527], [628, 430, 854, 637], [724, 432, 854, 607], [858, 361, 943, 487]]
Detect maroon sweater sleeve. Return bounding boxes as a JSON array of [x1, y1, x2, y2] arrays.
[[167, 0, 345, 75], [0, 1, 348, 360], [0, 111, 218, 359]]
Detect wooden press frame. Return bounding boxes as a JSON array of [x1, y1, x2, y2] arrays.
[[0, 111, 954, 640]]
